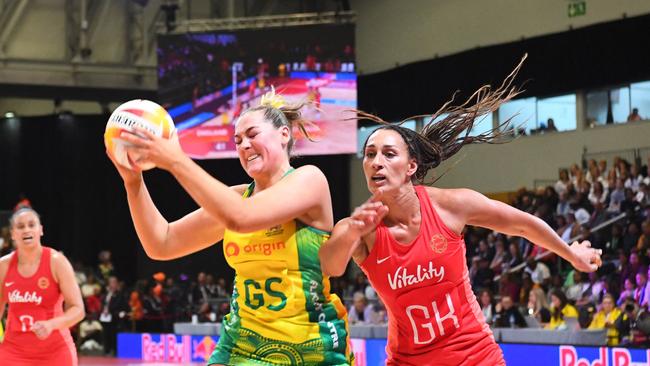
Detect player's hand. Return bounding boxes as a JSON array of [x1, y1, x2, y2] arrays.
[[348, 190, 389, 238], [32, 320, 54, 340], [120, 127, 186, 172], [569, 240, 602, 272], [106, 149, 142, 187]]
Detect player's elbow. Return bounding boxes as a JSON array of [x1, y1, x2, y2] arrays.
[[143, 244, 177, 261]]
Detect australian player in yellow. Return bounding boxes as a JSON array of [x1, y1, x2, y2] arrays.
[[110, 89, 353, 365], [212, 180, 351, 365]]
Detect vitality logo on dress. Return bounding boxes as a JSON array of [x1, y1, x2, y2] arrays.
[[388, 262, 445, 290], [8, 290, 43, 305]]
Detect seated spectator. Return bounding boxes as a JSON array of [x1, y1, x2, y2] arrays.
[[565, 271, 589, 302], [636, 183, 649, 206], [624, 225, 641, 254], [589, 294, 623, 345], [525, 259, 550, 289], [634, 272, 648, 305], [519, 273, 534, 305], [627, 108, 642, 122], [637, 220, 650, 253], [348, 292, 374, 325], [97, 250, 114, 284], [626, 164, 643, 191], [527, 287, 551, 325], [369, 298, 388, 325], [576, 272, 606, 307], [498, 272, 521, 303], [635, 271, 649, 306], [479, 289, 496, 326], [493, 295, 527, 328], [547, 290, 579, 330], [608, 224, 624, 253], [555, 169, 571, 196], [215, 277, 229, 298], [128, 286, 144, 331], [489, 238, 508, 274], [621, 188, 641, 215], [81, 273, 102, 298], [618, 278, 637, 306], [78, 313, 104, 354], [607, 179, 626, 213], [556, 192, 571, 217], [505, 241, 523, 271], [545, 118, 558, 132], [589, 182, 608, 209], [615, 300, 638, 345], [472, 258, 495, 290], [598, 160, 609, 179], [560, 212, 580, 243]]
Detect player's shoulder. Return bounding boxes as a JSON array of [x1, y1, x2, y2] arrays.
[[0, 251, 14, 266], [48, 248, 72, 268], [294, 164, 326, 178], [0, 251, 13, 279], [423, 186, 481, 207]]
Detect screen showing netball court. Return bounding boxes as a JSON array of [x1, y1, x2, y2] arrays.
[[157, 24, 357, 159]]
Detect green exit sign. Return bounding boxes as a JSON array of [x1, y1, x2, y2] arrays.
[[568, 1, 586, 18]]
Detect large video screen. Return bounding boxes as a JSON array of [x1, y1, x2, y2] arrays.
[[157, 24, 357, 159]]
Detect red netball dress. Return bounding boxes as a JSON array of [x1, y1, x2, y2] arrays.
[[0, 247, 77, 366], [359, 186, 504, 366]]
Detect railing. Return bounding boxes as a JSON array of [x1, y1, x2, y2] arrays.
[[583, 148, 637, 167], [638, 146, 650, 163], [582, 146, 650, 167], [533, 179, 556, 190]]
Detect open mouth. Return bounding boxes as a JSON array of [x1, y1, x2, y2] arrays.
[[371, 175, 386, 184], [22, 235, 34, 243], [247, 154, 260, 162]]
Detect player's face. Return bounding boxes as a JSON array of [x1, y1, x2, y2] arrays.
[[11, 211, 43, 248], [235, 111, 290, 178], [362, 129, 417, 194]]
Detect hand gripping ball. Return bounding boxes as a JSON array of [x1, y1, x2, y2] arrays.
[[104, 99, 176, 170]]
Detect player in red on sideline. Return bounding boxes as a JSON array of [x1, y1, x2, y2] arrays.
[[0, 208, 85, 366], [319, 57, 603, 366]]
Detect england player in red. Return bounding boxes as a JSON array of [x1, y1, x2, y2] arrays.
[[320, 61, 602, 365], [0, 208, 85, 365]]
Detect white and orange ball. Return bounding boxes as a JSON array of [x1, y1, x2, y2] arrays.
[[104, 99, 175, 170]]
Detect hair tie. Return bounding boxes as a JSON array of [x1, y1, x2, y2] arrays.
[[260, 86, 285, 109]]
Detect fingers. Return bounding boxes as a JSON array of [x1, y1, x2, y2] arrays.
[[120, 130, 151, 147], [132, 126, 156, 140]]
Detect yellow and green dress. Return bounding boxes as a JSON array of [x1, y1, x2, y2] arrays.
[[208, 182, 353, 366]]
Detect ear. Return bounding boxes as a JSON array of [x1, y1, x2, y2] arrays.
[[279, 124, 291, 146], [406, 158, 418, 179]]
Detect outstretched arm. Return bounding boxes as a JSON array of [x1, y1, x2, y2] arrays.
[[108, 151, 232, 260], [121, 128, 332, 233], [452, 189, 601, 272], [320, 194, 387, 277]]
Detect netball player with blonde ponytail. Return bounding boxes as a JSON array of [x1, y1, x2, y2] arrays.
[[109, 90, 353, 365]]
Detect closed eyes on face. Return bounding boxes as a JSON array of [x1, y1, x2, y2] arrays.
[[234, 126, 260, 145]]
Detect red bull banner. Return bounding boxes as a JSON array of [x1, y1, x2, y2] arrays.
[[118, 333, 650, 365]]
